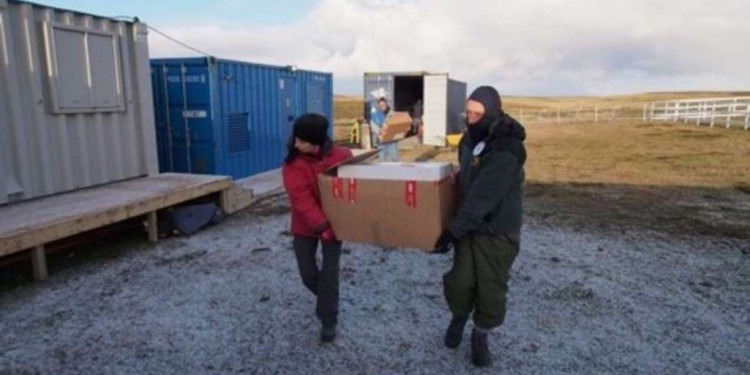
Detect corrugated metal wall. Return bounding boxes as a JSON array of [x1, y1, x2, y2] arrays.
[[0, 0, 158, 204], [151, 57, 333, 179]]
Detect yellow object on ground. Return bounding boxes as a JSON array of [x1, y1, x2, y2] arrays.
[[446, 134, 463, 147], [350, 121, 360, 144]]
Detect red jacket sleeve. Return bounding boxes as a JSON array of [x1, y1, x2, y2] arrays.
[[331, 146, 354, 165], [282, 163, 329, 232]]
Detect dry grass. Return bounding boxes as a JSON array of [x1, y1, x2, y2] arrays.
[[412, 120, 750, 239], [416, 121, 750, 188], [523, 121, 750, 187], [333, 96, 363, 125], [502, 91, 750, 111]]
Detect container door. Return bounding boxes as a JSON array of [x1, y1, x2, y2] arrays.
[[162, 63, 213, 173], [423, 74, 448, 146], [279, 76, 298, 151], [447, 79, 467, 135]]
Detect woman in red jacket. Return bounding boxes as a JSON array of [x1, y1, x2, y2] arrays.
[[282, 113, 353, 343]]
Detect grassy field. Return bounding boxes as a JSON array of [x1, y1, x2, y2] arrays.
[[333, 95, 364, 124], [419, 121, 750, 188], [502, 91, 750, 111]]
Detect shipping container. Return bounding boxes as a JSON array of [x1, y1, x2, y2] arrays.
[[364, 72, 467, 146], [0, 0, 158, 205], [150, 57, 333, 179]]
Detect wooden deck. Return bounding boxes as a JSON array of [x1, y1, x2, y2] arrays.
[[0, 173, 233, 281]]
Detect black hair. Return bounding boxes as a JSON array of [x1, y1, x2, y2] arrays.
[[284, 134, 299, 165]]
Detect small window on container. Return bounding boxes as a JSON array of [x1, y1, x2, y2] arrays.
[[44, 22, 124, 114]]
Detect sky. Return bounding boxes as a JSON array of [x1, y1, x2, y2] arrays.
[[36, 0, 750, 95]]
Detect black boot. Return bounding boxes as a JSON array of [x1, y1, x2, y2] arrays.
[[471, 328, 492, 367], [444, 316, 468, 349], [321, 322, 336, 343]]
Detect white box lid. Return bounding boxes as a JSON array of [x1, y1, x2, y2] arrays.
[[338, 162, 452, 181]]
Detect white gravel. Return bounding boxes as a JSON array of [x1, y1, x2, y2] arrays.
[[1, 196, 748, 375]]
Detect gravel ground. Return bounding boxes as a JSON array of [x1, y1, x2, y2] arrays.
[[1, 195, 749, 375]]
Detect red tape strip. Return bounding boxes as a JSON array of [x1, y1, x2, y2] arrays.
[[405, 181, 417, 209]]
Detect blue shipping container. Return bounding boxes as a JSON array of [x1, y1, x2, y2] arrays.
[[150, 57, 333, 179]]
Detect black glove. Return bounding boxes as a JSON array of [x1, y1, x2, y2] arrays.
[[432, 230, 456, 254]]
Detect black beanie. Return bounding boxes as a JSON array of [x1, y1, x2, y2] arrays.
[[468, 86, 502, 120], [293, 113, 329, 146]]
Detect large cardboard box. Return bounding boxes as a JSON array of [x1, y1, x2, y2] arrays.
[[318, 154, 457, 250], [379, 111, 413, 143]]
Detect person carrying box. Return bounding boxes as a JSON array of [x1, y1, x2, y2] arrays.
[[432, 86, 526, 368], [370, 97, 400, 162], [282, 113, 353, 344]]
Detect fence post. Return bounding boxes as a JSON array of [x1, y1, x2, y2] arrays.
[[710, 102, 716, 127], [726, 102, 734, 129], [745, 104, 749, 130], [642, 104, 647, 122], [683, 102, 690, 124], [696, 102, 702, 125]]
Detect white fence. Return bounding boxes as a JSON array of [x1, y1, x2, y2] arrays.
[[507, 105, 645, 124], [648, 97, 750, 130]]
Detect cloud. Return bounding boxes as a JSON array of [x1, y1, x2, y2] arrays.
[[147, 0, 750, 95]]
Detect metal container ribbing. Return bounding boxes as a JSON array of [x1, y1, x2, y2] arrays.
[[151, 57, 333, 179], [0, 0, 158, 204]]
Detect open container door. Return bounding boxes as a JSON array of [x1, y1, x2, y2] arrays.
[[423, 74, 448, 146], [447, 79, 467, 135]]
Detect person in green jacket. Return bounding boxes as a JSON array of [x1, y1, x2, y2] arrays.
[[432, 86, 526, 368]]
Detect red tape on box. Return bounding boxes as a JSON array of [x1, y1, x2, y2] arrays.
[[332, 177, 343, 199], [405, 181, 417, 209], [348, 178, 357, 203]]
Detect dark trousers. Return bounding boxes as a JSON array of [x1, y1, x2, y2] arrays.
[[443, 235, 519, 330], [293, 236, 342, 326]]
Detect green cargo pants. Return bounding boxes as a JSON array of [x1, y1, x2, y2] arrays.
[[443, 234, 520, 330]]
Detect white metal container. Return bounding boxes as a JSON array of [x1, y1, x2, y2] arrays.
[[0, 0, 158, 204]]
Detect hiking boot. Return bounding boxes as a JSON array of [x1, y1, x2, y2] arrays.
[[321, 323, 336, 343], [444, 316, 468, 349], [471, 328, 492, 367]]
